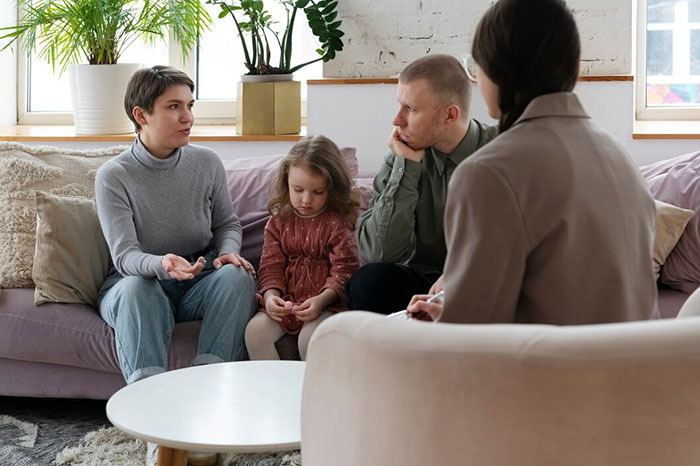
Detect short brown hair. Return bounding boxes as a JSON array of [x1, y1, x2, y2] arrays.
[[124, 65, 195, 132], [399, 54, 472, 118], [268, 135, 360, 229]]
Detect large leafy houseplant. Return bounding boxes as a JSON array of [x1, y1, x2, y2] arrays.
[[207, 0, 343, 75], [0, 0, 211, 72]]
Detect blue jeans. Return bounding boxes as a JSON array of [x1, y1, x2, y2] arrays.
[[98, 254, 256, 384]]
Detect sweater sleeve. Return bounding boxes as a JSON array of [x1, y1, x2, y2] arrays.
[[322, 219, 360, 305], [440, 161, 528, 324], [256, 217, 287, 295], [95, 164, 169, 279], [356, 152, 423, 263], [210, 159, 242, 255]]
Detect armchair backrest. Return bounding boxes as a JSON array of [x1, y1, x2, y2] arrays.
[[302, 312, 700, 466]]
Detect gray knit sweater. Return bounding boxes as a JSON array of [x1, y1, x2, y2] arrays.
[[95, 137, 241, 280]]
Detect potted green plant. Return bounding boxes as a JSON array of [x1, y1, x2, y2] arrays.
[[207, 0, 343, 134], [0, 0, 211, 134], [207, 0, 344, 77]]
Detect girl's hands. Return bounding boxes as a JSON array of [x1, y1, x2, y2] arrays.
[[263, 293, 291, 322], [263, 289, 338, 323], [294, 288, 338, 322], [293, 296, 324, 322]]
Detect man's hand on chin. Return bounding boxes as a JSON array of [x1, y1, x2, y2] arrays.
[[388, 127, 426, 163]]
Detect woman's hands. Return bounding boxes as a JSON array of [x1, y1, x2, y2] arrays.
[[213, 252, 256, 277], [406, 293, 444, 321], [162, 252, 256, 281], [162, 254, 205, 280], [429, 274, 444, 295]]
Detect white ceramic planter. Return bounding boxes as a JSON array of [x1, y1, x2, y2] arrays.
[[69, 63, 142, 135]]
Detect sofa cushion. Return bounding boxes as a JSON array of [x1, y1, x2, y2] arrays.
[[641, 151, 700, 293], [652, 199, 694, 281], [0, 142, 125, 288], [32, 192, 112, 307], [0, 288, 200, 373], [225, 147, 359, 268]]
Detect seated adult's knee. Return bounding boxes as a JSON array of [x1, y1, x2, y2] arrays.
[[348, 263, 398, 293], [107, 276, 167, 312], [346, 263, 416, 313], [217, 263, 255, 290], [117, 275, 161, 295]]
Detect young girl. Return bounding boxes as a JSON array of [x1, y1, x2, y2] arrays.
[[245, 135, 360, 360]]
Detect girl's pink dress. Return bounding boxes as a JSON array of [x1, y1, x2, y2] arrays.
[[256, 209, 359, 334]]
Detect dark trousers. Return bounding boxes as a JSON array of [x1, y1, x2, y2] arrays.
[[346, 263, 439, 315]]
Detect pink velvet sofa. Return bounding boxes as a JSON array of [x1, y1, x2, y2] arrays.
[[0, 147, 372, 400]]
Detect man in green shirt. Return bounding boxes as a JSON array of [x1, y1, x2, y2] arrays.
[[346, 54, 497, 314]]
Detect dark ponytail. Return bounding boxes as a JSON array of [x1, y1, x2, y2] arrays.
[[472, 0, 581, 132]]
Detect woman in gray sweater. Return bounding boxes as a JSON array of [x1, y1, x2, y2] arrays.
[[95, 66, 256, 383]]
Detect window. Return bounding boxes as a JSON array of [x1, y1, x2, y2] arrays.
[[637, 0, 700, 119], [20, 41, 169, 124], [188, 1, 321, 123], [17, 1, 322, 125]]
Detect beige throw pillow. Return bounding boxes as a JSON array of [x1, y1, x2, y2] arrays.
[[0, 142, 125, 288], [33, 192, 112, 306], [653, 199, 694, 280]]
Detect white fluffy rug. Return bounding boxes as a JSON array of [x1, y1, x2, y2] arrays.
[[56, 427, 302, 466], [56, 427, 145, 466]]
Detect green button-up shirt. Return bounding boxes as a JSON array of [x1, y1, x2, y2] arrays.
[[357, 118, 498, 277]]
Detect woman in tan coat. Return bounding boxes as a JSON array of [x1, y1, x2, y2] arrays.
[[408, 0, 658, 324]]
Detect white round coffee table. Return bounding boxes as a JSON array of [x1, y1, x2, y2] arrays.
[[106, 360, 305, 466]]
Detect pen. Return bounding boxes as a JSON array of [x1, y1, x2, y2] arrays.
[[385, 290, 445, 319], [425, 290, 445, 304]]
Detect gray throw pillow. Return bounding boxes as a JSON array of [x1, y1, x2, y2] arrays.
[[33, 191, 112, 306]]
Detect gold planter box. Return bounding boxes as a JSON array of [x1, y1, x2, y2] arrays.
[[236, 80, 301, 135]]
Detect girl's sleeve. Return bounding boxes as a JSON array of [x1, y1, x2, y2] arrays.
[[322, 219, 360, 305], [256, 218, 288, 296]]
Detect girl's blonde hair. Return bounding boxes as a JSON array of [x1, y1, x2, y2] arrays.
[[268, 135, 360, 229]]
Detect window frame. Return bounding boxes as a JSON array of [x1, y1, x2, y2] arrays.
[[14, 16, 312, 126], [636, 0, 700, 120]]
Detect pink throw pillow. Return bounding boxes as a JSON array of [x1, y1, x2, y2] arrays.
[[641, 150, 700, 293]]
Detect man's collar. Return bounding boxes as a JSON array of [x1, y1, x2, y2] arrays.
[[431, 119, 480, 175]]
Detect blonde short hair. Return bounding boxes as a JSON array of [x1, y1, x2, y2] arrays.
[[399, 54, 472, 117]]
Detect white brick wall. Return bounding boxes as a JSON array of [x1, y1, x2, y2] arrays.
[[324, 0, 632, 78]]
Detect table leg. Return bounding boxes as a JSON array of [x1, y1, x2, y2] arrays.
[[157, 445, 189, 466]]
